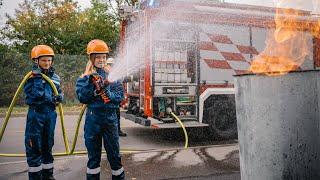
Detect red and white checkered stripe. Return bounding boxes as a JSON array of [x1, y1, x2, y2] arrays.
[[200, 32, 259, 76], [199, 28, 316, 78]]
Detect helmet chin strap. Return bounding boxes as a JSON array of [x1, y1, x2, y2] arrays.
[[91, 59, 99, 70], [34, 59, 41, 70]]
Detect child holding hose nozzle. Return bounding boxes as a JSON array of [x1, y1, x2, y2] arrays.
[[23, 45, 63, 180], [76, 39, 125, 180]]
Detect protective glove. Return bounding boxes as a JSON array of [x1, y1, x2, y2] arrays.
[[89, 73, 110, 103], [53, 94, 63, 105], [89, 73, 100, 82], [89, 73, 104, 91]]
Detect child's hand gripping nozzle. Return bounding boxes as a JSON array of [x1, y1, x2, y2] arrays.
[[90, 73, 111, 104]]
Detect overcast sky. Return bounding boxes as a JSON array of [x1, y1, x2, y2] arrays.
[[0, 0, 317, 25]]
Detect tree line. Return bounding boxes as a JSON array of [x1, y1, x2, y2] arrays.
[[0, 0, 139, 55], [0, 0, 139, 106]]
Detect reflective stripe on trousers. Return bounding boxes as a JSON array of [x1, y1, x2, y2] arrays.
[[112, 167, 124, 176], [42, 163, 54, 169], [28, 165, 42, 173], [87, 167, 101, 174], [28, 163, 54, 173]]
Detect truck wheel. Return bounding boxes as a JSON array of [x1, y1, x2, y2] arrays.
[[203, 94, 237, 140]]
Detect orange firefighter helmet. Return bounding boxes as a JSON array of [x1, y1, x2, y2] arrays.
[[87, 39, 110, 55], [31, 45, 55, 59]]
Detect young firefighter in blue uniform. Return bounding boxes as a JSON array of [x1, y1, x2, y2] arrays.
[[24, 45, 63, 180], [76, 39, 125, 180]]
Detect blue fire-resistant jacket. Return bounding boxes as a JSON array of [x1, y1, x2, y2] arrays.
[[75, 68, 124, 109], [24, 68, 63, 111]]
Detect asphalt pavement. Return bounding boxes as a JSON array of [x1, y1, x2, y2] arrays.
[[0, 114, 240, 179]]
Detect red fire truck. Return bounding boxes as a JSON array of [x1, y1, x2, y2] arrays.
[[119, 0, 320, 139]]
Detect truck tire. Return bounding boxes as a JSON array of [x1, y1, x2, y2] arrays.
[[203, 94, 237, 140]]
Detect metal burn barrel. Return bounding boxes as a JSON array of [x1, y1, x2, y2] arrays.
[[234, 70, 320, 180]]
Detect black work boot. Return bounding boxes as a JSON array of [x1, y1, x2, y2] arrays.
[[28, 171, 42, 180], [119, 130, 127, 137], [43, 174, 55, 180], [42, 169, 55, 180], [87, 173, 100, 180]]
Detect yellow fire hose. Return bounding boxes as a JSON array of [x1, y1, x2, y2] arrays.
[[170, 112, 188, 148], [69, 104, 145, 154], [0, 71, 70, 156], [0, 72, 143, 157], [0, 72, 189, 157], [69, 108, 189, 153], [69, 104, 86, 154]]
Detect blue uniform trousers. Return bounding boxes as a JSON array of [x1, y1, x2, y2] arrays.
[[85, 108, 125, 180], [25, 107, 56, 180]]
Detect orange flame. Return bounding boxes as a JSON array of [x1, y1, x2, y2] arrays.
[[249, 0, 320, 76]]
